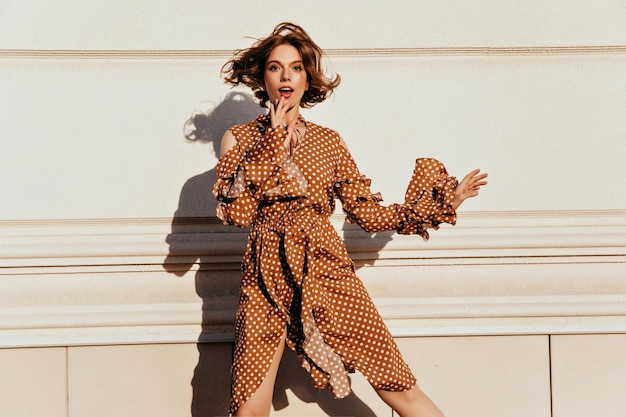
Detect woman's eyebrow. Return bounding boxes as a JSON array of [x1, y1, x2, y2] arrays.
[[266, 60, 303, 66]]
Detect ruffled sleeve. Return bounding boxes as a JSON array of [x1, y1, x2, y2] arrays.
[[212, 122, 308, 228], [334, 145, 458, 240], [399, 158, 458, 240]]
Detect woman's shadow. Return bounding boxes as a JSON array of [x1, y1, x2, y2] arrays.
[[164, 91, 385, 416]]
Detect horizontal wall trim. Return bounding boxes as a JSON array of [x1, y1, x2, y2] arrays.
[[0, 208, 621, 226], [2, 295, 625, 348], [1, 210, 624, 268], [1, 46, 626, 59], [1, 209, 624, 347]]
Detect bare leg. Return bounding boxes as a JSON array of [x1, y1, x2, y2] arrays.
[[234, 338, 286, 417], [376, 385, 445, 417]]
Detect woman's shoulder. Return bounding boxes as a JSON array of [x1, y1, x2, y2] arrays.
[[226, 114, 269, 146], [218, 115, 267, 156], [229, 114, 267, 136]]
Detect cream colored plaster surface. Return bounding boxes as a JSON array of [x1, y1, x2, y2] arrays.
[[313, 54, 626, 211], [67, 343, 210, 417], [396, 336, 551, 417], [0, 57, 229, 220], [0, 347, 67, 417], [551, 334, 626, 417], [2, 54, 626, 219], [1, 1, 626, 50]]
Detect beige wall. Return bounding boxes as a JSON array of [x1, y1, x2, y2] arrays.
[[1, 1, 625, 416], [2, 336, 626, 417]]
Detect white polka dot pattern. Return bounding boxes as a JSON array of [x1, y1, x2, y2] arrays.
[[212, 115, 459, 415]]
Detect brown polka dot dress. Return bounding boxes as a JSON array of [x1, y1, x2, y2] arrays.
[[212, 114, 458, 415]]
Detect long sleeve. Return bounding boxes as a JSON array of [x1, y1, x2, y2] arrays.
[[334, 146, 458, 241], [212, 124, 308, 228]]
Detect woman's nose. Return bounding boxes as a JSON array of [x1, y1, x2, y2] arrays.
[[280, 70, 290, 82]]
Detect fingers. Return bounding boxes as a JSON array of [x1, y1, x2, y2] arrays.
[[469, 176, 488, 188], [464, 168, 481, 179], [473, 173, 489, 186], [457, 169, 488, 197], [275, 96, 285, 118], [453, 169, 488, 210], [463, 169, 487, 182], [461, 170, 488, 189], [471, 173, 488, 190], [269, 97, 288, 129], [452, 168, 488, 210], [459, 170, 478, 187]]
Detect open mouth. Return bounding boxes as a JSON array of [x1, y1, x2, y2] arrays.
[[279, 87, 294, 97]]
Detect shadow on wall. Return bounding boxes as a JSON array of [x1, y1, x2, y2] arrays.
[[164, 91, 260, 416], [167, 91, 262, 219], [164, 91, 379, 416]]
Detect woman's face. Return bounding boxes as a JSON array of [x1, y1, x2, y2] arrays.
[[263, 43, 309, 112]]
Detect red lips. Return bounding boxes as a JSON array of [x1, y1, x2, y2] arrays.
[[279, 87, 294, 98]]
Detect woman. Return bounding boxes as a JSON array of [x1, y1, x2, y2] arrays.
[[213, 22, 488, 417]]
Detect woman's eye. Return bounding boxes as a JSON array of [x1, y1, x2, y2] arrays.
[[268, 65, 279, 71], [293, 65, 302, 71]]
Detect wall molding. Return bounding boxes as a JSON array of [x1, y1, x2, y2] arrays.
[[1, 209, 624, 268], [1, 46, 626, 59], [1, 210, 624, 347]]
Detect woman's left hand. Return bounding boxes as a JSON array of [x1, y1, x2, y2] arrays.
[[452, 169, 488, 210]]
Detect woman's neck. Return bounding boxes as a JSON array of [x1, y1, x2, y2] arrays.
[[284, 109, 301, 124]]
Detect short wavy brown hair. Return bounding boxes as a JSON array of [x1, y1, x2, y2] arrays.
[[221, 22, 341, 109]]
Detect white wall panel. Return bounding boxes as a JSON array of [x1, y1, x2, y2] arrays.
[[310, 53, 626, 211], [1, 1, 626, 50], [551, 334, 626, 417], [2, 53, 626, 219], [0, 347, 67, 417], [0, 57, 230, 219]]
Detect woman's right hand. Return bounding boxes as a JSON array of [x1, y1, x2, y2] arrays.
[[269, 97, 297, 132], [269, 97, 287, 129], [269, 97, 298, 147]]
